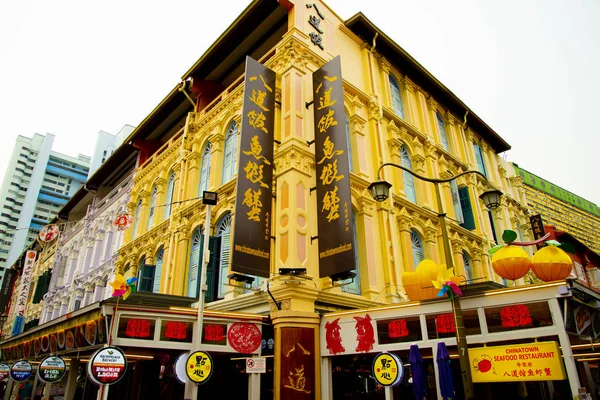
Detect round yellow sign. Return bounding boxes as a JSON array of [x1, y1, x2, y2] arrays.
[[372, 352, 403, 387], [186, 351, 213, 384]]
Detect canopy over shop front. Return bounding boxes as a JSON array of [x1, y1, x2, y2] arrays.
[[319, 280, 600, 400], [0, 293, 273, 400]]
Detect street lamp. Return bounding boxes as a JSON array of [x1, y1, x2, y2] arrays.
[[368, 162, 502, 400], [184, 191, 218, 400]]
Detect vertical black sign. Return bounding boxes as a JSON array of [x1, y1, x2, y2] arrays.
[[529, 214, 545, 250], [0, 269, 16, 313], [231, 57, 275, 278], [312, 56, 356, 278]]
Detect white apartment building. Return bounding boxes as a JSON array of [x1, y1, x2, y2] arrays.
[[0, 134, 90, 277], [87, 125, 135, 177]]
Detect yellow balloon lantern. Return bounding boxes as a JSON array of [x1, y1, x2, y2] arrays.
[[402, 260, 446, 301], [491, 245, 531, 281], [531, 245, 573, 282]]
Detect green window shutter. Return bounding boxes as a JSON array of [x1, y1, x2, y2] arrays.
[[138, 265, 155, 292], [206, 236, 221, 303], [458, 187, 476, 231], [451, 180, 464, 224]]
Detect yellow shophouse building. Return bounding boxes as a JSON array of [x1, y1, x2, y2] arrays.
[[112, 0, 535, 398]]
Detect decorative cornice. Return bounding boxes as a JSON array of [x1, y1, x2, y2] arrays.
[[273, 143, 315, 177]]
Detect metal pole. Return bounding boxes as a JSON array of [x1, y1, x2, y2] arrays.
[[184, 203, 212, 400], [434, 183, 474, 400]]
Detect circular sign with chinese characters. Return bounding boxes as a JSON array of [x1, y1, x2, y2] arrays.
[[38, 356, 66, 383], [10, 360, 33, 381], [372, 352, 403, 387], [186, 351, 212, 384], [87, 347, 127, 386]]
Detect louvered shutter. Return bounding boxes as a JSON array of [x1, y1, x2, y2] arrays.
[[458, 187, 476, 230], [451, 180, 464, 224], [153, 249, 164, 293]]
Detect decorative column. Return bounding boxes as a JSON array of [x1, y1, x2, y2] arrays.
[[424, 223, 440, 264], [397, 211, 415, 271], [470, 248, 485, 280], [83, 284, 94, 306], [170, 222, 191, 296], [269, 283, 320, 400], [93, 279, 106, 303]]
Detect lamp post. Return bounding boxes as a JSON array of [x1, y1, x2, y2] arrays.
[[368, 163, 502, 400], [184, 191, 218, 400]]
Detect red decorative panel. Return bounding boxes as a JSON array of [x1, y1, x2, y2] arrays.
[[501, 304, 533, 328], [354, 314, 375, 352], [204, 324, 226, 343], [436, 313, 456, 333], [228, 323, 261, 353], [388, 319, 409, 338], [164, 321, 187, 340], [325, 318, 345, 355], [125, 319, 151, 338], [280, 327, 315, 400]]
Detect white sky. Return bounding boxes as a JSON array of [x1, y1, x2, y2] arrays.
[[1, 0, 598, 205]]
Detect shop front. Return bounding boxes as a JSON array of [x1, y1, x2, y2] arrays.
[[320, 282, 594, 400], [0, 293, 274, 400]]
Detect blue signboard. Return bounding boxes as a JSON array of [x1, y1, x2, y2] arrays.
[[11, 316, 24, 337]]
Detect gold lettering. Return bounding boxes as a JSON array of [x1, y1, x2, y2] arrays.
[[317, 109, 338, 133], [317, 86, 337, 110], [244, 161, 269, 188], [242, 188, 262, 222], [247, 110, 268, 134], [317, 136, 344, 164], [322, 186, 340, 222], [242, 136, 271, 164], [319, 159, 344, 185]]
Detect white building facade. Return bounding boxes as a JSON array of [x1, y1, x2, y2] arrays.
[[39, 172, 134, 324], [0, 134, 90, 277]]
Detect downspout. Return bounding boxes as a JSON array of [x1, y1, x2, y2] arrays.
[[178, 81, 196, 108]]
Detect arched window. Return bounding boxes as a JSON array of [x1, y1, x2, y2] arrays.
[[132, 199, 142, 239], [217, 214, 232, 298], [462, 251, 473, 283], [164, 171, 175, 220], [342, 210, 360, 294], [388, 75, 404, 119], [410, 230, 424, 269], [222, 122, 238, 184], [154, 247, 164, 293], [188, 228, 202, 298], [400, 145, 416, 203], [147, 185, 157, 230], [199, 142, 212, 195], [345, 114, 353, 172], [436, 111, 450, 151], [138, 256, 155, 293]]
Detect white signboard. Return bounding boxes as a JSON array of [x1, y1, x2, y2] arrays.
[[16, 251, 36, 317], [245, 357, 266, 374]]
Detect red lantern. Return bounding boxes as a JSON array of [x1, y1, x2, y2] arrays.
[[436, 314, 455, 333], [388, 319, 409, 338], [500, 304, 532, 328], [164, 321, 187, 340], [113, 213, 133, 231], [125, 319, 151, 338], [39, 224, 60, 242]]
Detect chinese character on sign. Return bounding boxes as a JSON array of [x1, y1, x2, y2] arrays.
[[306, 3, 325, 50], [243, 136, 271, 164], [317, 136, 344, 164], [317, 109, 338, 133], [244, 161, 269, 188], [247, 111, 268, 134], [322, 186, 340, 222], [243, 188, 263, 222]]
